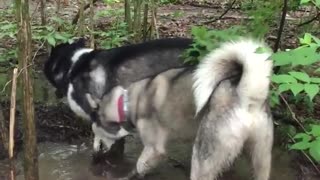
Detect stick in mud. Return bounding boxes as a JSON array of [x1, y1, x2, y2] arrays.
[[9, 68, 18, 180]]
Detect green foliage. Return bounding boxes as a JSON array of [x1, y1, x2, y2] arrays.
[[290, 125, 320, 162], [183, 26, 246, 64], [242, 0, 282, 38], [94, 7, 131, 48], [270, 33, 320, 105]]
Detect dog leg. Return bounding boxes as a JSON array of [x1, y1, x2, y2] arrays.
[[124, 119, 167, 179], [249, 115, 273, 180], [191, 113, 249, 180]]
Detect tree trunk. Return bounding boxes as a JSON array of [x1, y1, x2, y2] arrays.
[[78, 0, 85, 36], [125, 0, 132, 31], [89, 0, 95, 48], [0, 103, 8, 155], [16, 0, 39, 179], [39, 0, 46, 25], [142, 1, 149, 42]]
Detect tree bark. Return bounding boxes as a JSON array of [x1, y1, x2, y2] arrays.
[[142, 2, 149, 42], [39, 0, 46, 25], [16, 0, 39, 179], [125, 0, 132, 31], [89, 0, 95, 48], [0, 103, 8, 155], [78, 0, 85, 36]]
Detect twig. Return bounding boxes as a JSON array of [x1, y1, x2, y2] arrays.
[[203, 0, 237, 24], [272, 84, 307, 132], [288, 134, 320, 175], [9, 68, 18, 158], [9, 68, 18, 180], [1, 41, 45, 94], [298, 12, 320, 27], [273, 0, 287, 53], [72, 0, 99, 25]]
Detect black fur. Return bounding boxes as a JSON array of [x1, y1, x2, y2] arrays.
[[43, 38, 86, 96]]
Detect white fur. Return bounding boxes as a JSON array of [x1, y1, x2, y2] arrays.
[[92, 122, 130, 152], [67, 84, 90, 120], [89, 66, 106, 98], [193, 39, 273, 114], [71, 48, 93, 63]]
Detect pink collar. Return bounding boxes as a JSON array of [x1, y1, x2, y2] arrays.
[[117, 89, 128, 123]]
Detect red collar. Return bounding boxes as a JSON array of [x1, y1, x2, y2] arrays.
[[117, 94, 125, 123]]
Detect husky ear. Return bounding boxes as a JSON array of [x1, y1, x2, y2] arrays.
[[86, 93, 101, 109]]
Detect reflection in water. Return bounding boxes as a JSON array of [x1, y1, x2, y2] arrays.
[[0, 139, 313, 180]]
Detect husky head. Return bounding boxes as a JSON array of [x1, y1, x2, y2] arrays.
[[43, 38, 86, 98], [88, 86, 131, 151]]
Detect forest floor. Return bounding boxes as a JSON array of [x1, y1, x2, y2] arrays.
[[0, 0, 320, 180]]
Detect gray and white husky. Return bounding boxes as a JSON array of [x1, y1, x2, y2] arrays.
[[92, 38, 274, 180]]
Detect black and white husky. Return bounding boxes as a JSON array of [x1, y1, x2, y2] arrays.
[[94, 38, 274, 180], [43, 38, 193, 152]]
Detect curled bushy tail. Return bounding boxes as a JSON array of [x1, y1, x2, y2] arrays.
[[193, 38, 273, 114]]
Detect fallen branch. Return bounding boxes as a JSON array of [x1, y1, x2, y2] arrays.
[[272, 84, 307, 132], [72, 0, 100, 25], [298, 12, 320, 27], [203, 0, 237, 24]]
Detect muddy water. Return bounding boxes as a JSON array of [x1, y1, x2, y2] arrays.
[[0, 135, 313, 180]]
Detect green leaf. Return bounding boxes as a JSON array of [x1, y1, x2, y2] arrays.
[[290, 141, 311, 150], [311, 78, 320, 83], [278, 83, 290, 93], [304, 84, 320, 101], [293, 133, 311, 142], [290, 83, 304, 96], [300, 0, 311, 4], [310, 125, 320, 137], [271, 51, 292, 66], [311, 35, 320, 45], [272, 74, 297, 84], [316, 0, 320, 7], [300, 33, 312, 45], [289, 71, 310, 83], [309, 140, 320, 161], [316, 68, 320, 72], [54, 33, 68, 42], [47, 36, 56, 46], [292, 46, 320, 66], [255, 47, 272, 54]]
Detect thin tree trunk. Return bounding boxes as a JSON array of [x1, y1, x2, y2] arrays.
[[0, 104, 8, 155], [16, 0, 39, 179], [9, 68, 18, 180], [150, 0, 159, 39], [142, 2, 149, 42], [125, 0, 132, 31], [39, 0, 46, 25], [89, 0, 95, 48], [78, 0, 85, 36]]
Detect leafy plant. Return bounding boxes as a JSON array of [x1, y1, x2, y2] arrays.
[[183, 26, 246, 65], [270, 33, 320, 106], [290, 124, 320, 162]]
